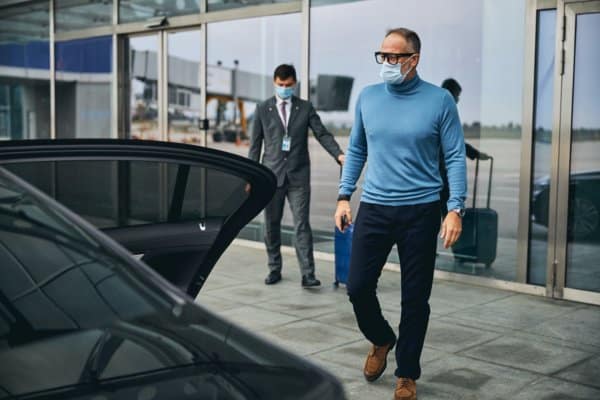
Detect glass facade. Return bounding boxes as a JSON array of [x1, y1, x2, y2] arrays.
[[0, 2, 51, 140], [0, 0, 596, 302], [566, 12, 600, 293], [55, 0, 112, 32], [208, 0, 296, 12], [55, 36, 113, 138], [310, 0, 526, 281], [167, 29, 203, 143], [120, 0, 202, 23], [125, 34, 159, 140]]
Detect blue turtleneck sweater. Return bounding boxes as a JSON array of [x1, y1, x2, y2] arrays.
[[339, 74, 467, 211]]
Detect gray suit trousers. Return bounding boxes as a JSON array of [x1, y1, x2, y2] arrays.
[[264, 179, 315, 276]]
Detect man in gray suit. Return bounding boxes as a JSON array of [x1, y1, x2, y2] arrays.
[[249, 64, 345, 287]]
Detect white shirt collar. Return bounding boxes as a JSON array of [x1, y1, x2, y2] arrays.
[[276, 95, 291, 106]]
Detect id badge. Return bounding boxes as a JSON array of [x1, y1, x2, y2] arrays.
[[282, 135, 291, 152]]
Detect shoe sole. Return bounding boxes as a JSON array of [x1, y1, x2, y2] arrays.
[[364, 342, 395, 383], [393, 395, 416, 400]]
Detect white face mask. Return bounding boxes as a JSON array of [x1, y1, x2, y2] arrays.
[[380, 56, 414, 85]]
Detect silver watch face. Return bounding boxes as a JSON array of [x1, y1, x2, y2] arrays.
[[453, 208, 465, 217]]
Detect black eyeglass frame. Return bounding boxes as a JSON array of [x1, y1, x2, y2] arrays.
[[374, 51, 416, 65]]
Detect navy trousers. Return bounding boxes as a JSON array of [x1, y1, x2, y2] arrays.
[[346, 201, 440, 380]]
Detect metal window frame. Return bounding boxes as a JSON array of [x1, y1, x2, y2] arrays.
[[517, 0, 557, 288], [50, 0, 56, 139]]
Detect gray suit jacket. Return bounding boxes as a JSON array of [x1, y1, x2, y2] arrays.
[[249, 96, 343, 187]]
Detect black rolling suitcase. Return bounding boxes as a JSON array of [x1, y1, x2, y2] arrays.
[[451, 156, 498, 267]]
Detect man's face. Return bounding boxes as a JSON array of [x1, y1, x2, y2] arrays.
[[274, 76, 296, 88], [380, 34, 419, 74]]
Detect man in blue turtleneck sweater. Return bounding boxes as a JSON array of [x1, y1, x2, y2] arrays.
[[334, 28, 467, 400]]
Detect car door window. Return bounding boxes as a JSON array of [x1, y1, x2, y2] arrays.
[[5, 160, 249, 229]]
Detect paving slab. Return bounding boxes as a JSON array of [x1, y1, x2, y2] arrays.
[[218, 305, 302, 331], [419, 354, 541, 399], [443, 294, 582, 330], [554, 355, 600, 389], [524, 307, 600, 348], [424, 319, 502, 353], [262, 319, 362, 356], [459, 335, 591, 375], [506, 376, 600, 400]]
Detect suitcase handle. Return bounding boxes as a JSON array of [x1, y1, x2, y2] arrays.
[[472, 156, 493, 209]]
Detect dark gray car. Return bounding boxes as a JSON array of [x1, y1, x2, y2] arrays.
[[0, 139, 346, 400]]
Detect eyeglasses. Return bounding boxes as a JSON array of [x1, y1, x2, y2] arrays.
[[374, 52, 415, 65]]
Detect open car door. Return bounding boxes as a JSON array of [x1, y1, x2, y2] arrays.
[[0, 139, 276, 298]]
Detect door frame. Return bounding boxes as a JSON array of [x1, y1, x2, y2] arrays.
[[547, 0, 600, 305]]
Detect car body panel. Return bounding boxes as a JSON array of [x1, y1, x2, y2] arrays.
[[0, 161, 345, 400]]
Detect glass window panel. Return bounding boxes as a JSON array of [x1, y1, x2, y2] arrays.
[[310, 0, 526, 281], [207, 14, 301, 242], [208, 0, 296, 12], [528, 9, 556, 286], [566, 12, 600, 293], [6, 160, 248, 229], [0, 2, 50, 140], [120, 0, 201, 23], [125, 35, 159, 140], [167, 30, 203, 144], [55, 36, 113, 138], [55, 0, 112, 32]]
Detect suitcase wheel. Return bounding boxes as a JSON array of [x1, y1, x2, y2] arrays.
[[333, 281, 339, 289]]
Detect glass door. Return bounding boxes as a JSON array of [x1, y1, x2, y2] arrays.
[[166, 29, 204, 145], [120, 27, 204, 144], [122, 33, 160, 141], [554, 1, 600, 303]]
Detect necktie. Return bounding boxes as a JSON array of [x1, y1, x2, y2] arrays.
[[280, 101, 287, 130]]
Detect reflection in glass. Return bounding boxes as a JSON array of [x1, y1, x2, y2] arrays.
[[528, 10, 556, 286], [207, 14, 301, 242], [120, 0, 201, 23], [566, 13, 600, 293], [5, 160, 248, 230], [206, 14, 301, 157], [0, 2, 50, 139], [125, 35, 159, 140], [168, 30, 203, 144], [55, 0, 112, 32], [55, 36, 112, 138], [310, 0, 526, 281], [208, 0, 295, 12]]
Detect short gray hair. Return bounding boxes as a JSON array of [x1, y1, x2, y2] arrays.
[[385, 28, 421, 53]]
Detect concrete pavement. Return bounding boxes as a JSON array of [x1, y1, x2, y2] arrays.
[[196, 242, 600, 400]]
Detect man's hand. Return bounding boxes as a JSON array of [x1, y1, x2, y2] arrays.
[[335, 200, 352, 232], [440, 212, 462, 248], [337, 154, 346, 166], [245, 183, 251, 194]]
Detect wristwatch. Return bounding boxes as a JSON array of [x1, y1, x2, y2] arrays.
[[451, 208, 465, 217]]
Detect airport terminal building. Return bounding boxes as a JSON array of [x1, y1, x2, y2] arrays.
[[0, 0, 599, 305]]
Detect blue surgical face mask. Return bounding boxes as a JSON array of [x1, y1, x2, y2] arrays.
[[380, 57, 414, 85], [275, 85, 295, 99]]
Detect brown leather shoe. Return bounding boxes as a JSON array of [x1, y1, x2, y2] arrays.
[[394, 377, 417, 400], [363, 341, 395, 382]]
